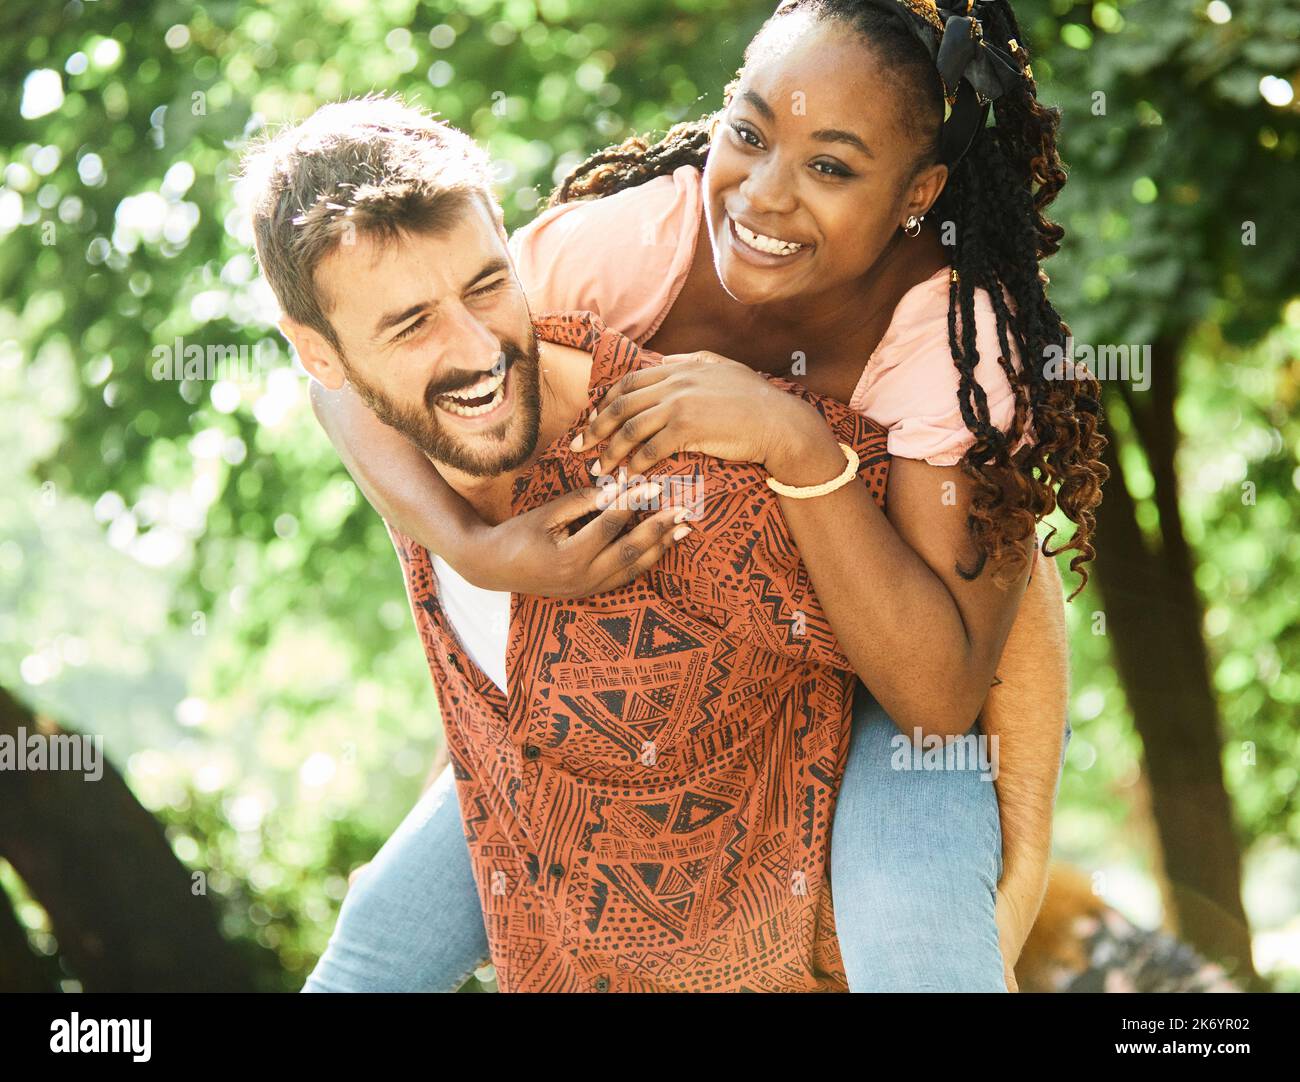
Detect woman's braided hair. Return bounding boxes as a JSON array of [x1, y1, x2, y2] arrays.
[[550, 0, 1106, 595]]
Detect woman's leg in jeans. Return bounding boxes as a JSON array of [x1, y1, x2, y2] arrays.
[[830, 682, 1006, 992], [302, 764, 490, 992]]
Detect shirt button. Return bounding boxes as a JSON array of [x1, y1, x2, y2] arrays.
[[523, 744, 541, 761], [594, 976, 611, 993], [548, 862, 565, 878]]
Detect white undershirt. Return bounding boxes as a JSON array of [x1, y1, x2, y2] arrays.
[[430, 554, 510, 693]]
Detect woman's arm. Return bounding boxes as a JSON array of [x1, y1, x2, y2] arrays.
[[768, 409, 1068, 982], [728, 415, 1069, 975], [309, 380, 486, 563], [578, 352, 1026, 735], [579, 351, 1067, 979], [309, 380, 688, 595], [765, 434, 1027, 736]]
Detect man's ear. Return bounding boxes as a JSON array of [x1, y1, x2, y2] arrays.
[[280, 317, 346, 391]]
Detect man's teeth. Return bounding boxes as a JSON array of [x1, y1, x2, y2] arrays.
[[444, 370, 505, 401], [439, 385, 504, 417], [437, 370, 506, 417], [734, 219, 806, 256]]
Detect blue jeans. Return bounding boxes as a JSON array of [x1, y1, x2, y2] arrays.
[[830, 682, 1005, 991], [304, 683, 1067, 992], [302, 765, 491, 992]]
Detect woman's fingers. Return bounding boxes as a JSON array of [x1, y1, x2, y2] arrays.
[[563, 480, 663, 555], [589, 362, 682, 417], [581, 354, 736, 445], [591, 404, 674, 477], [538, 481, 694, 594], [590, 504, 693, 592], [573, 380, 670, 452], [542, 483, 637, 533], [656, 350, 726, 366]]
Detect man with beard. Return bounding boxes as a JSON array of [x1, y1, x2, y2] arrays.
[[245, 97, 890, 991]]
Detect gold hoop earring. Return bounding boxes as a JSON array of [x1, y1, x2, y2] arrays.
[[904, 215, 922, 238]]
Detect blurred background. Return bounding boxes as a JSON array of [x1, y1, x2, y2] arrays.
[[0, 0, 1296, 992]]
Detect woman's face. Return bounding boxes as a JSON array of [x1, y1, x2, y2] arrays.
[[704, 14, 945, 307]]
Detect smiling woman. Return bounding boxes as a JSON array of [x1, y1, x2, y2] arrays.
[[554, 0, 1105, 591]]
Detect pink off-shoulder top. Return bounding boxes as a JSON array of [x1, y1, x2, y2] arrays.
[[509, 164, 1027, 466]]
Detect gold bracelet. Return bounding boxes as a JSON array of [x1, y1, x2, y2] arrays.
[[765, 442, 859, 499]]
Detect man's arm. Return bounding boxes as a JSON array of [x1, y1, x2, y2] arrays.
[[982, 555, 1070, 980]]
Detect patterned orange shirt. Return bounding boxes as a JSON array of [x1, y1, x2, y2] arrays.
[[389, 311, 890, 992]]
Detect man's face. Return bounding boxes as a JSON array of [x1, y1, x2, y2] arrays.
[[313, 198, 542, 477]]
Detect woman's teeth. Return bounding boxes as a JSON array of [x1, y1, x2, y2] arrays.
[[734, 219, 807, 256], [437, 370, 506, 417]]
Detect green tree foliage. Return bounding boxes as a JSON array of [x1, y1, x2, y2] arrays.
[[1029, 0, 1299, 953], [1, 0, 1296, 988]]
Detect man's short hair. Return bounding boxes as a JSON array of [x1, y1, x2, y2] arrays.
[[241, 94, 496, 351]]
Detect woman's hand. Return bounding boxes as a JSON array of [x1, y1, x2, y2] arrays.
[[310, 379, 691, 600], [571, 351, 826, 478], [467, 480, 693, 598]]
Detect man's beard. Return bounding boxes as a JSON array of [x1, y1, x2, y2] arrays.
[[343, 335, 543, 478]]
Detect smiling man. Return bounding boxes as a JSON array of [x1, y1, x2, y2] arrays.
[[243, 97, 890, 992]]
